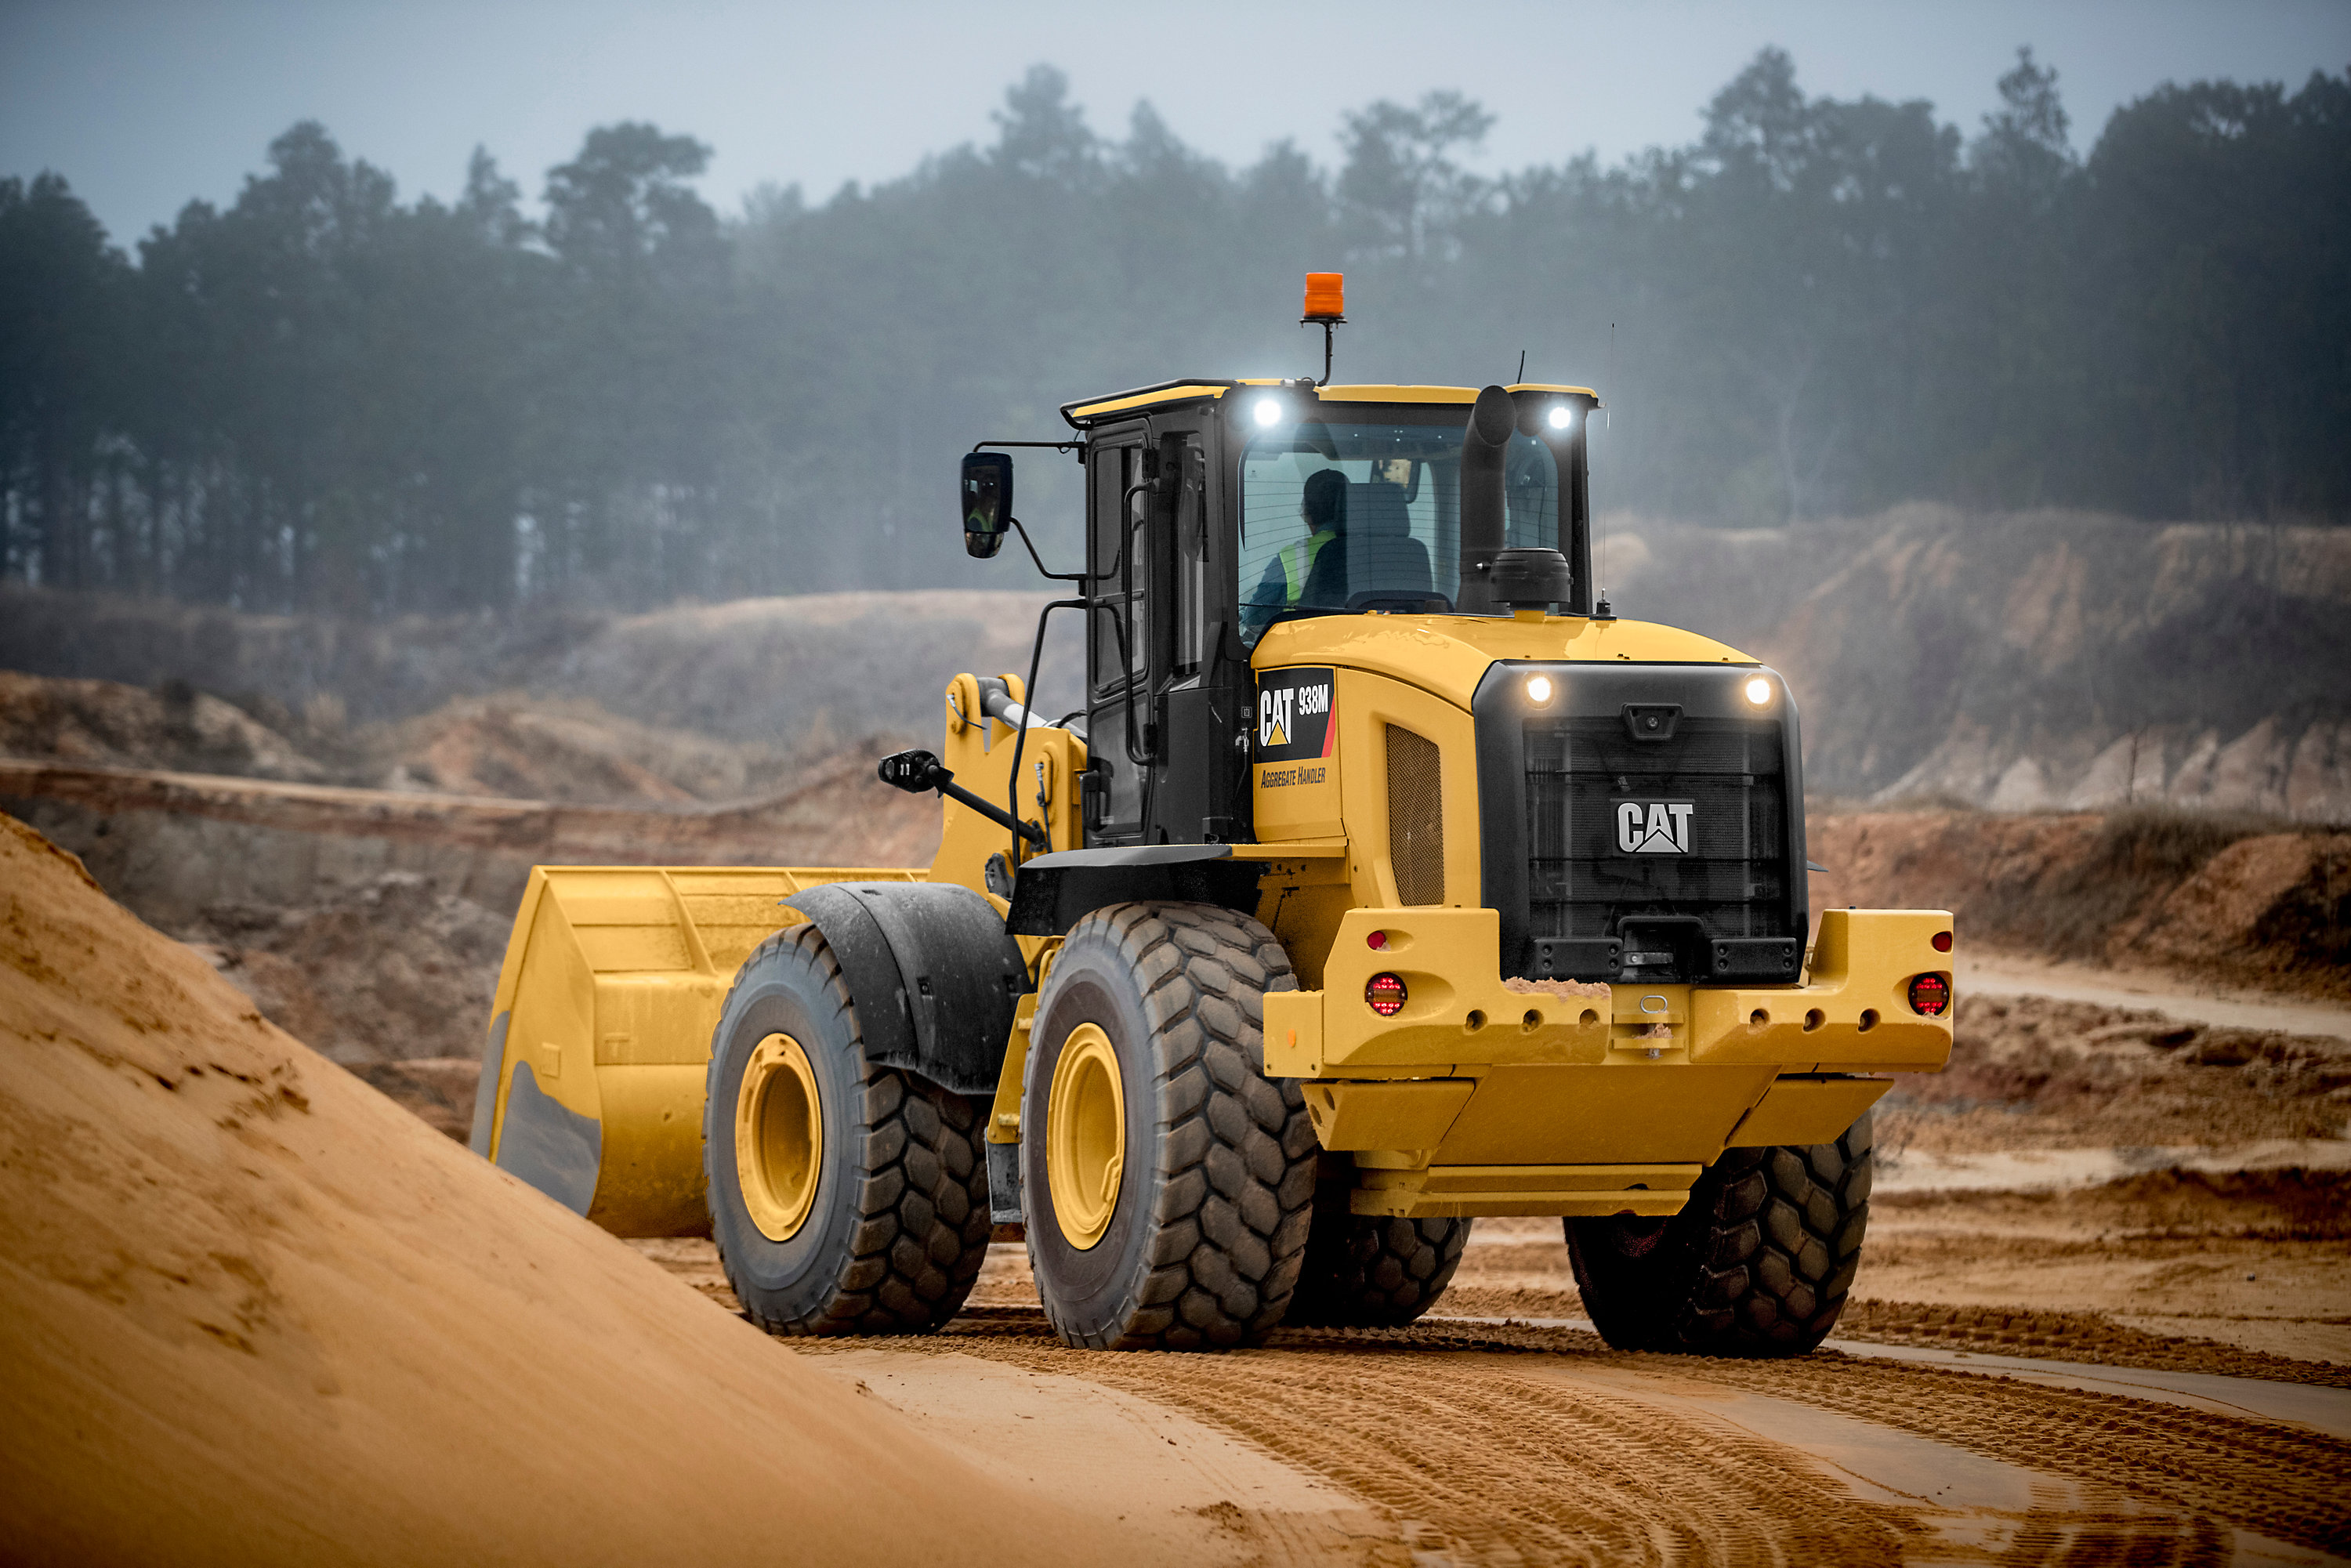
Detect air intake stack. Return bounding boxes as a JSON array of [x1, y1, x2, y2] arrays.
[[1454, 384, 1516, 614], [1457, 384, 1575, 615]]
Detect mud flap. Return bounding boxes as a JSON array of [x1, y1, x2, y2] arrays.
[[987, 1139, 1023, 1226]]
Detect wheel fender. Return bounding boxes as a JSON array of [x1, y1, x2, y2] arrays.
[[783, 882, 1030, 1097], [1006, 845, 1266, 936]]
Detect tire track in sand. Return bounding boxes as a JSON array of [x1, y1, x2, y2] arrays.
[[1268, 1316, 2351, 1554], [811, 1319, 1914, 1566], [794, 1309, 2351, 1563], [1663, 1345, 2350, 1557]]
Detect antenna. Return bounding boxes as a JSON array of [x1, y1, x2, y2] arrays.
[[1516, 349, 1527, 382], [1605, 323, 1614, 434]]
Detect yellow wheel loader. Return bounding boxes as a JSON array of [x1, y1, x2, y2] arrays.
[[473, 277, 1954, 1355]]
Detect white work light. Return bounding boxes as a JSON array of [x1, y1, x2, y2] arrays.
[[1253, 397, 1283, 426], [1548, 405, 1573, 430], [1525, 675, 1554, 704], [1744, 675, 1773, 706]]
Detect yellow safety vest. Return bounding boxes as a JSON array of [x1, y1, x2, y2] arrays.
[[1279, 528, 1338, 603]]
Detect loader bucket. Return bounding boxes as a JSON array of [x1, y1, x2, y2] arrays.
[[471, 864, 926, 1236]]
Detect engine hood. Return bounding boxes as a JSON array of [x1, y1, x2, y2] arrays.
[[1249, 614, 1756, 710]]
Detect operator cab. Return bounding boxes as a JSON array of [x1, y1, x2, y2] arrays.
[[956, 277, 1599, 851], [1227, 386, 1596, 639]]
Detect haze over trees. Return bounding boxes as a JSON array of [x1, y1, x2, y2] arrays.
[[2, 48, 2346, 614]]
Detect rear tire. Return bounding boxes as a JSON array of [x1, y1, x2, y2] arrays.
[[1566, 1111, 1874, 1356], [1288, 1164, 1472, 1327], [704, 924, 991, 1335], [1021, 902, 1318, 1349]]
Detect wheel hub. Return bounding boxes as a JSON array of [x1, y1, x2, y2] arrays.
[[736, 1033, 822, 1241], [1046, 1022, 1125, 1250]]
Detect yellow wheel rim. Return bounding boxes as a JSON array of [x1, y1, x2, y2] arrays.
[[735, 1033, 823, 1241], [1045, 1022, 1125, 1251]]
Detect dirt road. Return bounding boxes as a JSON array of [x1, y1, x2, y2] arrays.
[[782, 1310, 2348, 1566], [1960, 953, 2351, 1041], [622, 1229, 2350, 1566]]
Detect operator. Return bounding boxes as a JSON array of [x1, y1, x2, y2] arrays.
[[1244, 468, 1349, 633]]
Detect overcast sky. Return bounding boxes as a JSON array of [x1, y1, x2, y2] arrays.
[[5, 0, 2348, 244]]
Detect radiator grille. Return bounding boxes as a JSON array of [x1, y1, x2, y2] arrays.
[[1522, 716, 1789, 940], [1386, 724, 1444, 905]]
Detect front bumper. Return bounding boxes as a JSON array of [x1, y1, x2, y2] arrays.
[[1261, 907, 1953, 1218]]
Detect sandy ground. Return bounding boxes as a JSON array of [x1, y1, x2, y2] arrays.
[[0, 816, 1219, 1568], [9, 582, 2350, 1563], [624, 1273, 2351, 1564], [9, 787, 2351, 1563], [621, 1210, 2351, 1563], [810, 1349, 1396, 1561]]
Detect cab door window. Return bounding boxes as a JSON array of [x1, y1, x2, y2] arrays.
[[1090, 444, 1148, 695], [1172, 438, 1207, 679], [1087, 441, 1149, 835]]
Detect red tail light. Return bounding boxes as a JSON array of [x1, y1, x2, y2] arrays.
[[1366, 973, 1407, 1016], [1908, 973, 1951, 1016]]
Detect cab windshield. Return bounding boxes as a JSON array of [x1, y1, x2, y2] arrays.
[[1237, 410, 1560, 644]]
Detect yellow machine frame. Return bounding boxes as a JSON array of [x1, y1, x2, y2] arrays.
[[480, 610, 1953, 1234]]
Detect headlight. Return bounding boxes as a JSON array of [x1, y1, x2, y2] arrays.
[[1548, 405, 1573, 430], [1525, 675, 1553, 704], [1252, 397, 1283, 427], [1744, 675, 1773, 707]]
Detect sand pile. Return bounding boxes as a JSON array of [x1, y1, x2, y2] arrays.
[[0, 584, 1078, 751], [0, 669, 811, 808], [1809, 807, 2351, 998], [0, 813, 1127, 1566], [0, 670, 326, 783], [363, 693, 804, 805], [1874, 992, 2351, 1154]]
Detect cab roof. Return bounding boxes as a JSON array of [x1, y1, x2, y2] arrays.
[[1060, 379, 1602, 429]]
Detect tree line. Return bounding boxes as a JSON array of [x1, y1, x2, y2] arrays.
[[2, 48, 2345, 614]]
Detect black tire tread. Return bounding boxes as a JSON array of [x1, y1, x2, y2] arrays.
[[1027, 901, 1318, 1351], [1567, 1110, 1874, 1356], [707, 923, 992, 1337], [1288, 1185, 1473, 1327]]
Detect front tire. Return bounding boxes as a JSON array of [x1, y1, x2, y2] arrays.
[[704, 924, 991, 1335], [1567, 1112, 1874, 1356], [1021, 902, 1317, 1349]]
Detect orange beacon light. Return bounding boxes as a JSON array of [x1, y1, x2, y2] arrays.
[[1302, 272, 1346, 383]]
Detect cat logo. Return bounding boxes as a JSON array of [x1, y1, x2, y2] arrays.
[[1255, 666, 1335, 765], [1615, 800, 1696, 854]]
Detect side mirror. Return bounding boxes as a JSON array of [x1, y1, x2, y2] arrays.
[[961, 451, 1012, 559]]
